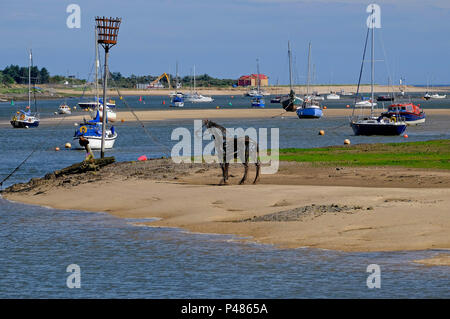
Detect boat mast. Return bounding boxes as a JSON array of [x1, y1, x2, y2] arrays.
[[256, 58, 261, 94], [176, 61, 179, 89], [288, 41, 293, 91], [306, 42, 311, 96], [28, 49, 31, 108], [193, 65, 196, 93], [95, 25, 99, 105], [370, 9, 375, 116]]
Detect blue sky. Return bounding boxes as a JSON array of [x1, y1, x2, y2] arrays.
[[0, 0, 449, 85]]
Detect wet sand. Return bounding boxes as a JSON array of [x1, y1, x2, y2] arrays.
[[3, 159, 449, 259]]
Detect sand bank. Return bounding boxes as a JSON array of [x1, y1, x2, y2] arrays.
[[3, 160, 449, 257], [51, 84, 448, 97]]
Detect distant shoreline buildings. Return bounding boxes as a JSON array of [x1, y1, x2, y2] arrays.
[[238, 74, 268, 87]]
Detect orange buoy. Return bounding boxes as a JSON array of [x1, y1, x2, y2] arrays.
[[403, 134, 408, 138], [323, 106, 327, 109], [65, 143, 71, 149], [318, 130, 325, 136], [138, 155, 147, 161], [346, 105, 350, 108], [344, 139, 351, 145], [121, 119, 125, 123], [55, 147, 60, 151], [162, 100, 165, 105]]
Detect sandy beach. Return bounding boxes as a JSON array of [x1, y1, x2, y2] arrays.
[[3, 159, 449, 261]]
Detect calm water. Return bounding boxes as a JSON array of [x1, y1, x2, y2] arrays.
[[0, 96, 449, 298]]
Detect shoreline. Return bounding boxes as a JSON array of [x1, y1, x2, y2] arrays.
[[2, 159, 449, 258], [2, 84, 449, 101]]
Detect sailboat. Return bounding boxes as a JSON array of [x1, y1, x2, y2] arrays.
[[79, 26, 116, 121], [185, 65, 213, 103], [280, 41, 303, 111], [250, 58, 265, 108], [297, 42, 322, 119], [170, 62, 184, 107], [73, 110, 117, 149], [74, 24, 118, 149], [10, 50, 40, 128], [350, 7, 407, 136]]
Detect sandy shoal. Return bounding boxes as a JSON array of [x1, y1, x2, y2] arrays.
[[4, 162, 450, 258], [51, 85, 450, 96]]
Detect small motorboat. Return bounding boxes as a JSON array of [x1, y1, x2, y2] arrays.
[[251, 96, 265, 108], [58, 104, 71, 114], [296, 98, 322, 119], [170, 95, 184, 107], [355, 100, 377, 108], [270, 96, 282, 103], [381, 103, 426, 125], [326, 92, 340, 100], [430, 93, 446, 99], [376, 95, 394, 102]]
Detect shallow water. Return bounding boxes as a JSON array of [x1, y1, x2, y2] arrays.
[[0, 96, 449, 298], [0, 198, 448, 298]]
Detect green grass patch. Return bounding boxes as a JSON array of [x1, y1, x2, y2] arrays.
[[278, 139, 450, 170]]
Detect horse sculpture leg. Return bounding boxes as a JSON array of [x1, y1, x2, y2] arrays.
[[239, 139, 250, 185], [253, 144, 261, 184]]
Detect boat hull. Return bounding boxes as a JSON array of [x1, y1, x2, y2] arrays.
[[296, 107, 322, 119], [350, 122, 407, 136], [73, 134, 117, 150], [10, 119, 39, 128]]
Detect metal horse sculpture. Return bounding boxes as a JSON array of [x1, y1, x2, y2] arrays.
[[202, 119, 260, 185]]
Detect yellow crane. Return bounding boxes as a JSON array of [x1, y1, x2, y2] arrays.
[[149, 73, 171, 89]]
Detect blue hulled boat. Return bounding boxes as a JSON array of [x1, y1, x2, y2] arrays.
[[296, 103, 323, 119], [170, 95, 184, 107], [73, 111, 117, 150], [251, 96, 265, 108]]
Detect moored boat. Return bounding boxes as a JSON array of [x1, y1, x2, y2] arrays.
[[73, 111, 117, 149], [381, 103, 426, 125], [10, 50, 40, 128], [349, 6, 407, 136], [58, 103, 71, 114]]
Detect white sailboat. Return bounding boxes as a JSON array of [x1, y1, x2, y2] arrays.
[[185, 65, 213, 103]]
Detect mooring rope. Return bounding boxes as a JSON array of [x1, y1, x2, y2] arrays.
[[0, 114, 68, 189], [108, 75, 172, 157]]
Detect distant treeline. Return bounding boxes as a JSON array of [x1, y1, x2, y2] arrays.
[[109, 72, 237, 88], [0, 65, 86, 85], [0, 65, 237, 88]]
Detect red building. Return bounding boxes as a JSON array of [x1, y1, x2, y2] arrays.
[[238, 74, 268, 87]]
